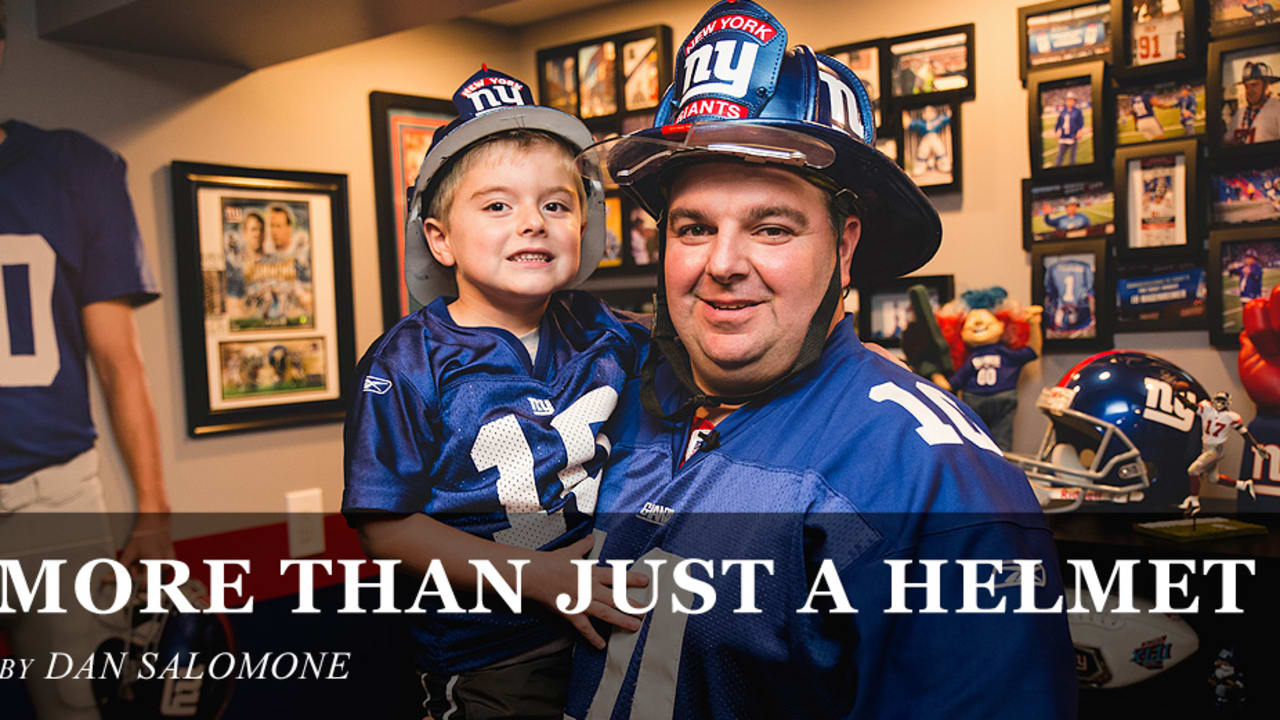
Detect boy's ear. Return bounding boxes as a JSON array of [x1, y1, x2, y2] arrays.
[[422, 218, 455, 267]]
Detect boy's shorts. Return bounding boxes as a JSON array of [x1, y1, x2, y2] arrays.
[[419, 637, 573, 719]]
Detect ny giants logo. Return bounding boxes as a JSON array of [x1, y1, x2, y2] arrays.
[[680, 14, 778, 106], [460, 76, 526, 113], [817, 68, 865, 139], [1141, 377, 1195, 432]]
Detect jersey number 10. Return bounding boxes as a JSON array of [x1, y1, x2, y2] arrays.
[[1, 234, 60, 387]]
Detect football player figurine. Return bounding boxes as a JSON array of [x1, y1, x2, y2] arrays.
[[1209, 647, 1248, 714], [938, 287, 1042, 452], [1180, 392, 1258, 515]]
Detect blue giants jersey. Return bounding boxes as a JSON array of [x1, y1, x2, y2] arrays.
[[1235, 261, 1264, 299], [0, 121, 158, 483], [1046, 259, 1093, 309], [948, 343, 1038, 395], [1130, 92, 1156, 120], [566, 318, 1076, 720], [342, 290, 644, 673], [1044, 212, 1090, 231]]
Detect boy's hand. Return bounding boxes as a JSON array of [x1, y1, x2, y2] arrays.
[[525, 535, 648, 650]]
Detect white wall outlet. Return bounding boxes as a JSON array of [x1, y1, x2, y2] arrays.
[[285, 488, 325, 558]]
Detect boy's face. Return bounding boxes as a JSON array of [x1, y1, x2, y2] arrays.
[[425, 142, 582, 309]]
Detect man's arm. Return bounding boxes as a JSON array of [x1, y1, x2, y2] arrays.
[[82, 299, 173, 564]]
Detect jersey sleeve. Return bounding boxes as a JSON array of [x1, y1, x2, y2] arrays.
[[947, 358, 974, 391], [67, 137, 159, 307], [342, 353, 438, 519], [1013, 345, 1038, 365]]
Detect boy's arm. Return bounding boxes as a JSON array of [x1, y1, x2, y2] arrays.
[[358, 514, 644, 648]]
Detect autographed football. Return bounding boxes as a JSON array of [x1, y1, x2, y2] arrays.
[[1066, 588, 1199, 688]]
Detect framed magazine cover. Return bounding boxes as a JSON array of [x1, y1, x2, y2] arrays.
[[1207, 30, 1280, 159], [1113, 0, 1202, 79], [1031, 239, 1113, 352], [1027, 61, 1111, 179], [856, 274, 955, 349], [1208, 225, 1280, 347], [885, 24, 976, 105], [170, 161, 356, 437], [1113, 137, 1201, 258], [1021, 177, 1116, 250], [369, 91, 455, 328], [1018, 0, 1118, 83]]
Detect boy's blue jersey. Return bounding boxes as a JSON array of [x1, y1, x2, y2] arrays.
[[342, 290, 645, 673], [0, 121, 158, 482], [1044, 211, 1090, 230], [566, 318, 1075, 720]]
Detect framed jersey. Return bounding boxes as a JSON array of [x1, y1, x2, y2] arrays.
[[1031, 238, 1113, 352], [171, 161, 356, 437], [1114, 0, 1203, 80], [1208, 225, 1280, 346]]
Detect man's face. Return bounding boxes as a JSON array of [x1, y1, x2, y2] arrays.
[[1066, 96, 1076, 109], [269, 210, 292, 251], [663, 162, 858, 397], [1067, 202, 1079, 215], [1245, 78, 1267, 106]]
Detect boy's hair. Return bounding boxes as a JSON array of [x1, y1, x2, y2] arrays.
[[425, 129, 585, 227]]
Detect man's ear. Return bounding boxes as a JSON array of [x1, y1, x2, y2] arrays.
[[838, 215, 861, 290], [422, 217, 455, 267]]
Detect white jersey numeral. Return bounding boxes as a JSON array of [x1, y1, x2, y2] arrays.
[[869, 380, 1002, 454], [0, 234, 60, 387], [471, 386, 618, 549]]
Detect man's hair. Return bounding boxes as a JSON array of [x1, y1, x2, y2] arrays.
[[425, 129, 585, 226], [268, 204, 294, 227]]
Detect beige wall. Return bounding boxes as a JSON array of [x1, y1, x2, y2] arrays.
[[1, 0, 1244, 519]]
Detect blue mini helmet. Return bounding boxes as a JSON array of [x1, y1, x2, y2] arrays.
[[403, 67, 606, 311]]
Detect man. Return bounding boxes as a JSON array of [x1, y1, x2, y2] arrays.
[[1231, 248, 1265, 302], [0, 2, 173, 717], [267, 203, 311, 283], [1054, 92, 1085, 166], [1129, 89, 1165, 140], [565, 2, 1075, 718], [1225, 61, 1280, 145], [1041, 197, 1091, 234], [1176, 85, 1197, 136]]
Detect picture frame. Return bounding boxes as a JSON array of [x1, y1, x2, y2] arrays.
[[1113, 0, 1201, 79], [1208, 155, 1280, 228], [1018, 0, 1118, 84], [1207, 30, 1280, 158], [822, 38, 890, 130], [170, 161, 356, 437], [369, 91, 456, 328], [1113, 137, 1201, 258], [1208, 225, 1280, 347], [1021, 177, 1116, 250], [536, 26, 673, 123], [1115, 258, 1208, 331], [1032, 239, 1112, 352], [1114, 77, 1207, 146], [1209, 0, 1280, 39], [898, 102, 962, 194], [885, 24, 976, 105], [856, 274, 955, 349], [1027, 61, 1110, 179]]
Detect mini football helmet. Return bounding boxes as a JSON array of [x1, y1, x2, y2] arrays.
[[1006, 350, 1207, 512]]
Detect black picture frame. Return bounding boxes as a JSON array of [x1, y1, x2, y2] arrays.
[[1031, 238, 1113, 352], [1021, 177, 1117, 250], [1207, 29, 1280, 159], [1209, 0, 1280, 39], [1018, 0, 1119, 84], [821, 38, 891, 131], [1113, 137, 1202, 258], [1113, 76, 1207, 147], [170, 161, 356, 437], [1208, 224, 1280, 347], [1112, 0, 1202, 80], [856, 274, 955, 348], [1027, 61, 1111, 179], [898, 102, 962, 195], [1208, 153, 1280, 229], [369, 91, 456, 329], [536, 25, 673, 123], [1114, 258, 1208, 331], [885, 24, 976, 105]]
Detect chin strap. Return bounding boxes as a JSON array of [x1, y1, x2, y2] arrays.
[[640, 245, 844, 422]]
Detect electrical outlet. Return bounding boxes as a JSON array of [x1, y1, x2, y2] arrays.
[[285, 488, 325, 558]]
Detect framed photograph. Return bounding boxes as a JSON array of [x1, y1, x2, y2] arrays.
[[1114, 0, 1200, 78], [823, 39, 889, 129], [601, 194, 625, 269], [886, 24, 975, 104], [856, 275, 955, 348], [369, 91, 455, 328], [1022, 178, 1116, 249], [1208, 225, 1280, 346], [1208, 32, 1280, 156], [1115, 79, 1206, 145], [1210, 0, 1280, 38], [1032, 239, 1112, 351], [1115, 259, 1207, 331], [1018, 0, 1116, 83], [170, 161, 355, 437], [1114, 138, 1200, 257], [1210, 159, 1280, 226], [627, 201, 660, 268], [537, 26, 672, 123], [899, 103, 961, 194], [1027, 62, 1109, 178]]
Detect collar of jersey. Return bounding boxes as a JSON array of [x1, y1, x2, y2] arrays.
[[425, 295, 556, 378]]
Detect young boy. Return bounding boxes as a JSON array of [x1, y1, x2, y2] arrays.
[[342, 67, 645, 717]]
